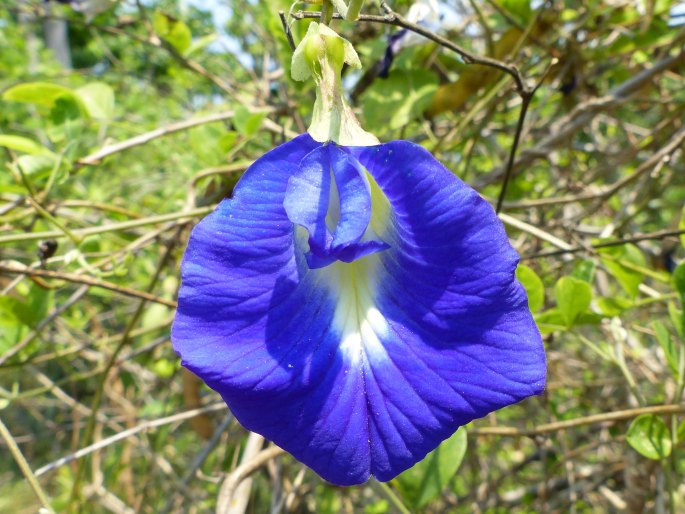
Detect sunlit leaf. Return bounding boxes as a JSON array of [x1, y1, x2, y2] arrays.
[[76, 82, 115, 120], [599, 244, 647, 298], [362, 68, 437, 133], [652, 321, 679, 377], [395, 429, 467, 508], [626, 415, 672, 460], [2, 82, 75, 108], [516, 264, 544, 312], [0, 135, 56, 158], [233, 105, 267, 137], [554, 276, 592, 328], [153, 10, 193, 54]]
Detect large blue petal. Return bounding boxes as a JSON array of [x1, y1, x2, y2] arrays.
[[172, 135, 545, 486], [349, 141, 545, 479]]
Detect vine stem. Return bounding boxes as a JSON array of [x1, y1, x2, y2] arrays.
[[371, 480, 413, 514], [0, 263, 177, 308], [470, 404, 685, 437], [0, 416, 56, 514], [0, 206, 212, 244]]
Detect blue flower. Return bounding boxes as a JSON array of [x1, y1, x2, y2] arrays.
[[171, 133, 546, 485]]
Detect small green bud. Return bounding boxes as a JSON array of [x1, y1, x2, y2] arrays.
[[291, 22, 377, 146]]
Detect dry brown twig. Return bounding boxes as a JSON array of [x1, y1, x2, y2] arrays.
[[475, 50, 685, 189], [0, 262, 177, 308], [216, 443, 286, 514], [34, 403, 228, 477], [471, 404, 685, 437]]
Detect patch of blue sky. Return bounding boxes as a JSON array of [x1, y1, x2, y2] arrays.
[[670, 2, 685, 26], [181, 0, 254, 68]]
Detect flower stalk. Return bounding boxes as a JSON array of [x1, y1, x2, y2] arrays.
[[291, 22, 378, 146]]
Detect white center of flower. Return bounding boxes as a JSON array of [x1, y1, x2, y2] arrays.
[[322, 254, 389, 363]]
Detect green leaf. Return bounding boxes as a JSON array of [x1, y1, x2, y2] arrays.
[[668, 302, 684, 338], [497, 0, 532, 24], [233, 106, 267, 137], [185, 33, 218, 57], [596, 296, 633, 316], [652, 321, 679, 377], [0, 135, 55, 157], [673, 262, 685, 297], [153, 358, 176, 378], [153, 10, 192, 54], [599, 244, 647, 298], [361, 68, 438, 133], [15, 155, 58, 177], [554, 276, 592, 328], [679, 205, 685, 249], [516, 264, 544, 312], [534, 308, 567, 334], [0, 298, 24, 355], [218, 131, 239, 153], [189, 124, 227, 166], [49, 95, 82, 124], [11, 285, 53, 329], [572, 259, 596, 283], [395, 429, 467, 508], [2, 82, 75, 108], [626, 414, 672, 460], [76, 82, 115, 119]]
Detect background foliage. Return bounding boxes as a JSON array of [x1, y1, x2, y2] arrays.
[[1, 0, 685, 513]]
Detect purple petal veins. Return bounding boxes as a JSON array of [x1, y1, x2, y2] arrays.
[[172, 134, 546, 486]]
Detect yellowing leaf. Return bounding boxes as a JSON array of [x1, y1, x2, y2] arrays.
[[0, 135, 56, 157], [3, 82, 75, 108], [76, 82, 115, 119]]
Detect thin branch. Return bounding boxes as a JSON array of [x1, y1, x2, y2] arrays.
[[0, 285, 89, 366], [190, 161, 252, 187], [475, 50, 685, 189], [0, 417, 56, 513], [160, 413, 235, 513], [218, 432, 265, 514], [34, 403, 227, 477], [80, 110, 231, 166], [216, 445, 286, 514], [501, 122, 685, 210], [524, 227, 685, 260], [75, 107, 294, 167], [292, 6, 528, 94], [70, 230, 182, 506], [471, 404, 685, 437], [496, 59, 557, 213], [499, 212, 573, 251], [278, 11, 296, 52], [0, 206, 212, 244], [0, 263, 177, 308], [496, 95, 532, 213]]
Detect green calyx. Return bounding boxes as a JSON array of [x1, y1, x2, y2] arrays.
[[291, 22, 378, 146]]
